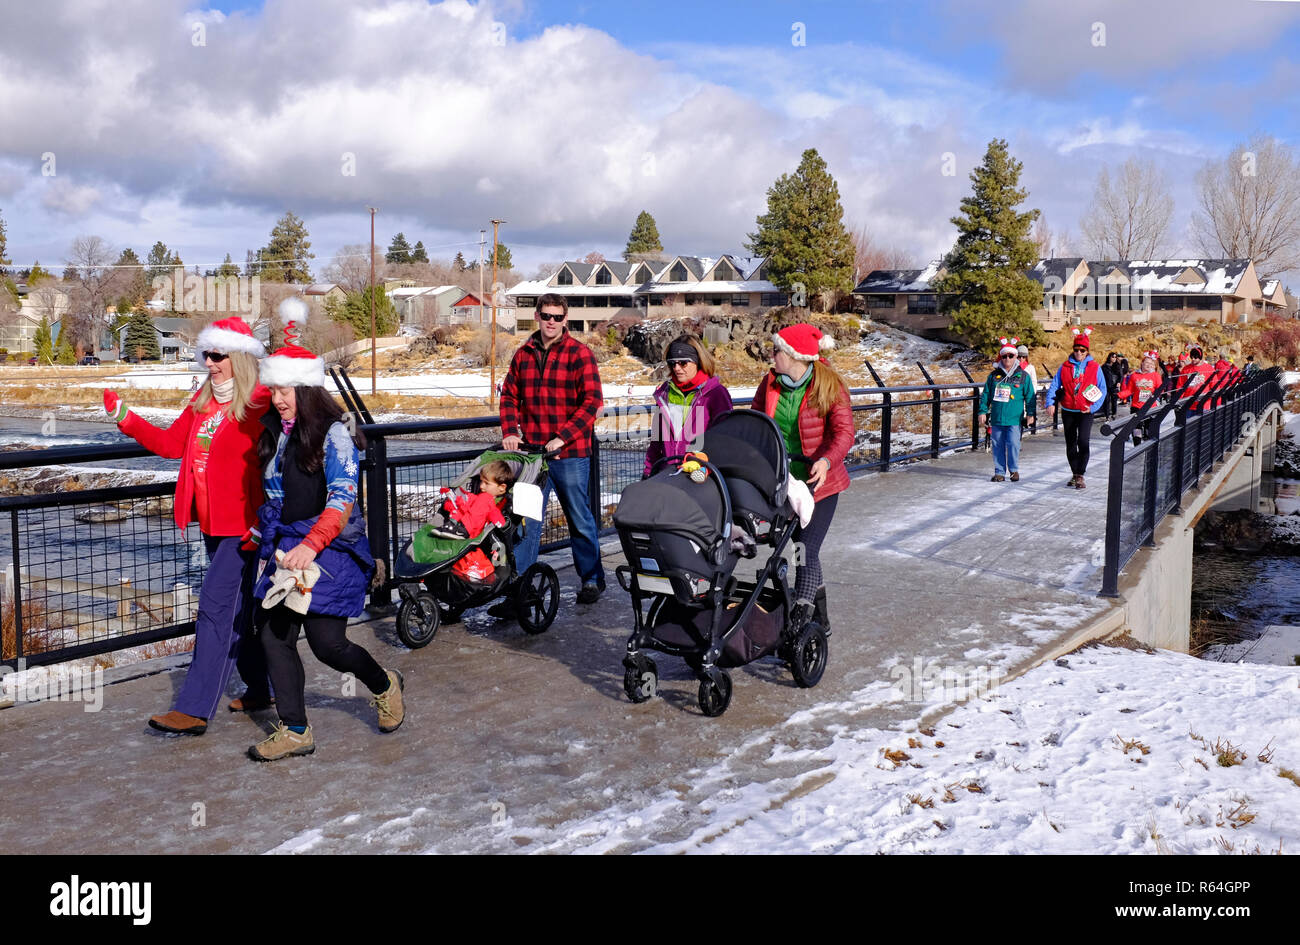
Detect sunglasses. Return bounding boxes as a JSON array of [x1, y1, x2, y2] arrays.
[[1072, 347, 1088, 353], [202, 351, 228, 362], [668, 359, 695, 367], [537, 311, 565, 323], [1000, 353, 1017, 359]]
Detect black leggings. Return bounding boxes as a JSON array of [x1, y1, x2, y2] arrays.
[[1061, 410, 1094, 475], [258, 605, 389, 727], [794, 493, 838, 603]]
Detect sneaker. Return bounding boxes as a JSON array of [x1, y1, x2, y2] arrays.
[[248, 723, 314, 762], [228, 692, 276, 713], [1009, 472, 1020, 482], [148, 710, 207, 735], [372, 669, 405, 733], [990, 474, 1006, 482], [576, 582, 604, 604], [431, 521, 469, 540]]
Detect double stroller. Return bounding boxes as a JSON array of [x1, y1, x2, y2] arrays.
[[612, 410, 829, 717], [392, 447, 560, 647]]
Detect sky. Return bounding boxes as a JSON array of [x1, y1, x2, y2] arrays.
[[2, 0, 1300, 285]]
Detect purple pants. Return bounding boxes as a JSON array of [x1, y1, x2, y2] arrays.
[[172, 534, 270, 720]]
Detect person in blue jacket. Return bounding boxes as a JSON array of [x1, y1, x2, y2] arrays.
[[1045, 326, 1107, 490], [244, 324, 405, 762], [978, 337, 1036, 482]]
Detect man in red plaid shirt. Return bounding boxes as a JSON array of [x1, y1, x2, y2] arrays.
[[494, 293, 606, 612]]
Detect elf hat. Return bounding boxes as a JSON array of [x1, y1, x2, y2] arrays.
[[195, 316, 265, 362], [773, 323, 835, 362], [998, 336, 1020, 357], [260, 297, 325, 388], [1070, 326, 1093, 350]]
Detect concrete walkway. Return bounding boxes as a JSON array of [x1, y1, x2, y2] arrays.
[[0, 426, 1123, 854]]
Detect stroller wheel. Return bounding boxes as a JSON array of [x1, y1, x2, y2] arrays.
[[697, 671, 732, 718], [396, 592, 441, 649], [515, 563, 560, 635], [623, 655, 658, 704], [789, 621, 829, 688]]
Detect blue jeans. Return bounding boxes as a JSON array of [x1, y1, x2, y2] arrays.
[[514, 456, 606, 588], [990, 424, 1021, 477]]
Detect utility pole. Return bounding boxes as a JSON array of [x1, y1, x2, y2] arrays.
[[367, 206, 378, 394], [490, 219, 504, 410], [478, 229, 486, 326]]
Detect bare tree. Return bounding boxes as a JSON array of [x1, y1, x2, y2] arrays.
[[65, 235, 116, 351], [1193, 135, 1300, 277], [851, 225, 912, 281], [582, 251, 606, 265], [1080, 158, 1174, 260], [1054, 225, 1083, 257], [1031, 217, 1053, 257], [322, 244, 379, 293]]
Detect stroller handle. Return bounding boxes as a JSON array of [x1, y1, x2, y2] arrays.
[[499, 439, 561, 460]]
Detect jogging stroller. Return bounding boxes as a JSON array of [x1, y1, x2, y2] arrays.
[[612, 410, 828, 717], [392, 447, 559, 647]]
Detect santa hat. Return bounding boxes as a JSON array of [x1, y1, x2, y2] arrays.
[[195, 316, 265, 362], [773, 323, 835, 362], [1070, 326, 1093, 349], [260, 297, 325, 388], [1142, 349, 1159, 363], [998, 336, 1020, 357]]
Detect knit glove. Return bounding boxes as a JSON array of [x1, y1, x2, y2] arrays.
[[103, 389, 128, 424]]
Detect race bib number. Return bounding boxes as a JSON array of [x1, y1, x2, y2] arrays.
[[1082, 384, 1103, 404], [993, 384, 1012, 403], [1186, 373, 1203, 388]]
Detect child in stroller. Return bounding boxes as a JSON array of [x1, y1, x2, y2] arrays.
[[393, 448, 560, 648], [613, 410, 829, 718]]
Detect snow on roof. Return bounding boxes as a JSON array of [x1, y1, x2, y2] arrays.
[[388, 284, 462, 298], [1085, 259, 1249, 294], [855, 261, 941, 293]]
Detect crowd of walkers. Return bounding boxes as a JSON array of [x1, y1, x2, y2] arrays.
[[108, 293, 852, 759], [982, 325, 1253, 489]]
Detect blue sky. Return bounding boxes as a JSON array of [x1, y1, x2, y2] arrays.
[[4, 0, 1300, 285]]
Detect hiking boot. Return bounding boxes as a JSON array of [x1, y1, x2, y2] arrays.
[[248, 723, 314, 762], [228, 692, 276, 713], [1076, 476, 1086, 490], [990, 474, 1005, 482], [372, 669, 405, 733], [812, 585, 830, 636], [1009, 472, 1020, 482], [576, 582, 604, 604], [486, 596, 517, 619], [1067, 475, 1080, 488], [148, 710, 207, 735]]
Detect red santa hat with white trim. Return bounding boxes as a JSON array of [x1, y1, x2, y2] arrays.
[[260, 297, 325, 387], [772, 323, 835, 362], [998, 336, 1020, 357], [1070, 326, 1093, 349], [195, 316, 265, 362]]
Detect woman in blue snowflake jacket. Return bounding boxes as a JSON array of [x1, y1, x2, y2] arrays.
[[243, 343, 405, 762]]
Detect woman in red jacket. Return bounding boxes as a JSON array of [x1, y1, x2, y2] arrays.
[[104, 317, 273, 735], [1117, 350, 1163, 445], [753, 323, 853, 634]]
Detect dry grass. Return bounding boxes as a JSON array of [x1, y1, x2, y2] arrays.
[[1, 597, 60, 660], [906, 794, 935, 809], [134, 636, 195, 660], [1116, 735, 1151, 761], [1257, 739, 1276, 764], [1219, 799, 1257, 829], [1277, 767, 1300, 788], [1213, 738, 1247, 767], [881, 748, 911, 767]]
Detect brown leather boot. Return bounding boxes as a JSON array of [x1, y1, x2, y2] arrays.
[[148, 710, 208, 735]]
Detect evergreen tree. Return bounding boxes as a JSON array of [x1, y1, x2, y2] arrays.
[[623, 210, 663, 260], [124, 312, 161, 360], [216, 253, 240, 279], [385, 233, 413, 265], [146, 241, 173, 282], [55, 329, 76, 364], [34, 316, 53, 363], [258, 212, 314, 283], [930, 138, 1044, 353], [62, 265, 80, 283], [114, 247, 151, 305], [453, 251, 467, 271], [745, 148, 854, 310], [491, 242, 513, 271], [411, 241, 429, 263], [0, 207, 9, 271], [28, 261, 50, 284], [329, 286, 398, 337]]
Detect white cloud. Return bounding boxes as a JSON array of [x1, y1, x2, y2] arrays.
[[41, 180, 104, 217]]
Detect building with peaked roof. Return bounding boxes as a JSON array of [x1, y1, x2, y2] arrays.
[[388, 285, 468, 329], [506, 254, 788, 333], [855, 257, 1286, 338]]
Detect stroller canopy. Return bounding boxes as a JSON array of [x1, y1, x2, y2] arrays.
[[701, 410, 788, 505]]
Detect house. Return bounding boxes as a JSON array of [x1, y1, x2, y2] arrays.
[[449, 292, 516, 330], [854, 258, 1286, 339], [117, 316, 195, 361], [0, 283, 72, 354], [506, 254, 788, 333], [388, 285, 467, 329]]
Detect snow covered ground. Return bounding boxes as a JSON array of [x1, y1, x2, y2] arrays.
[[525, 643, 1299, 855]]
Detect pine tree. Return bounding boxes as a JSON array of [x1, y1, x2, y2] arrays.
[[55, 330, 76, 364], [745, 148, 855, 310], [114, 247, 150, 305], [258, 212, 314, 283], [491, 242, 513, 271], [34, 316, 53, 363], [931, 139, 1044, 354], [330, 286, 398, 337], [146, 241, 173, 282], [124, 312, 161, 360], [215, 253, 240, 279], [0, 207, 9, 271], [453, 251, 467, 271], [623, 210, 663, 260], [385, 233, 413, 265], [28, 261, 51, 284], [411, 241, 429, 263]]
